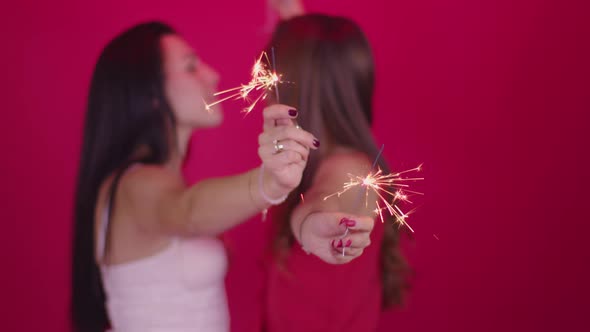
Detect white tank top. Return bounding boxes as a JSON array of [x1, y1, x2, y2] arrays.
[[96, 167, 229, 332]]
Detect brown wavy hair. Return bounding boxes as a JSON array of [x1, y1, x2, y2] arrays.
[[266, 14, 410, 308]]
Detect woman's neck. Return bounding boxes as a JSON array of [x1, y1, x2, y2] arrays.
[[165, 126, 192, 172], [132, 126, 192, 173]]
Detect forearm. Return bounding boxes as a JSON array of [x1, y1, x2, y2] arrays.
[[181, 167, 286, 235]]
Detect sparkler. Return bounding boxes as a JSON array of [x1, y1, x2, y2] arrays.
[[325, 165, 423, 232], [324, 145, 423, 239], [205, 51, 283, 115], [228, 49, 281, 222]]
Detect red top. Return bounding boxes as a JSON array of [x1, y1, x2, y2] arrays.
[[263, 220, 384, 332]]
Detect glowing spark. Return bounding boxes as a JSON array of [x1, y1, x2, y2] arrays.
[[325, 164, 423, 232], [374, 201, 386, 224], [205, 51, 283, 115]]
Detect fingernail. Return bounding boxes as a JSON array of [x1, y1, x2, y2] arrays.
[[345, 239, 352, 247], [337, 239, 343, 248], [345, 219, 356, 227], [313, 139, 320, 148], [339, 218, 348, 225], [288, 109, 298, 117], [331, 239, 336, 248]]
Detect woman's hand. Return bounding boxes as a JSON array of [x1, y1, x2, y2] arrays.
[[257, 104, 319, 200], [297, 212, 375, 264]]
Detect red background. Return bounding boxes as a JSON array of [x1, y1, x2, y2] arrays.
[[3, 0, 589, 331]]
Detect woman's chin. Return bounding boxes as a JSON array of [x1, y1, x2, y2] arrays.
[[197, 107, 223, 128], [207, 108, 224, 127]]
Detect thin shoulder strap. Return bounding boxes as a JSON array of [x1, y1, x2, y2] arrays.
[[96, 163, 139, 263]]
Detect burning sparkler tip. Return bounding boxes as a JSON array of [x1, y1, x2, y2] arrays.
[[208, 51, 283, 116]]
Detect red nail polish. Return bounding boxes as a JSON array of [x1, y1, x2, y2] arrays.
[[313, 139, 320, 148], [337, 239, 343, 248], [288, 109, 298, 117], [331, 239, 336, 247], [339, 218, 349, 225], [345, 219, 356, 227], [345, 239, 352, 247]]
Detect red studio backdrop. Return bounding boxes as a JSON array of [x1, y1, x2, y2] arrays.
[[2, 0, 589, 331]]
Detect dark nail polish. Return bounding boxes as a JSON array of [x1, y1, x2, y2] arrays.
[[288, 109, 298, 117], [345, 239, 352, 247], [345, 219, 356, 227], [313, 139, 320, 148]]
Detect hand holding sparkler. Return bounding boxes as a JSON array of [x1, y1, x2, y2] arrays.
[[258, 105, 319, 189], [289, 153, 382, 263], [295, 212, 375, 264], [256, 104, 319, 206]]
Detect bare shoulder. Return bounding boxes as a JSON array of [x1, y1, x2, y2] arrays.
[[115, 164, 187, 230], [121, 164, 185, 194]]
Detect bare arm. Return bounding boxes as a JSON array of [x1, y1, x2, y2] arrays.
[[290, 152, 378, 264], [126, 104, 318, 236]]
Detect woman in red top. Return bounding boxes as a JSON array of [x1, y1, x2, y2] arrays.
[[262, 12, 411, 332]]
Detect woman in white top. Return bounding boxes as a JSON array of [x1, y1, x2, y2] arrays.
[[70, 21, 322, 332], [71, 21, 375, 332]]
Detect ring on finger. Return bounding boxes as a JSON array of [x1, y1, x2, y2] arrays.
[[273, 139, 284, 154]]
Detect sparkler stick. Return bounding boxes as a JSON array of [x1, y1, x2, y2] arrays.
[[271, 47, 280, 102]]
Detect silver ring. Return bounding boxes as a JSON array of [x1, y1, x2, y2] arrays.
[[273, 139, 284, 154]]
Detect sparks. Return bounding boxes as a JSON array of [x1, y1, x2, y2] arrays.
[[205, 51, 283, 115], [325, 164, 423, 232]]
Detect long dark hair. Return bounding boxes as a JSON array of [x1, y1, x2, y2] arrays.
[[71, 21, 176, 332], [266, 14, 410, 308]]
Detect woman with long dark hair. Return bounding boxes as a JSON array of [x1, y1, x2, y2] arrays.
[[71, 21, 322, 332]]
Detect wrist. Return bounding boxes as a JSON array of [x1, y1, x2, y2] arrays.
[[258, 165, 289, 205], [294, 214, 313, 255]]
